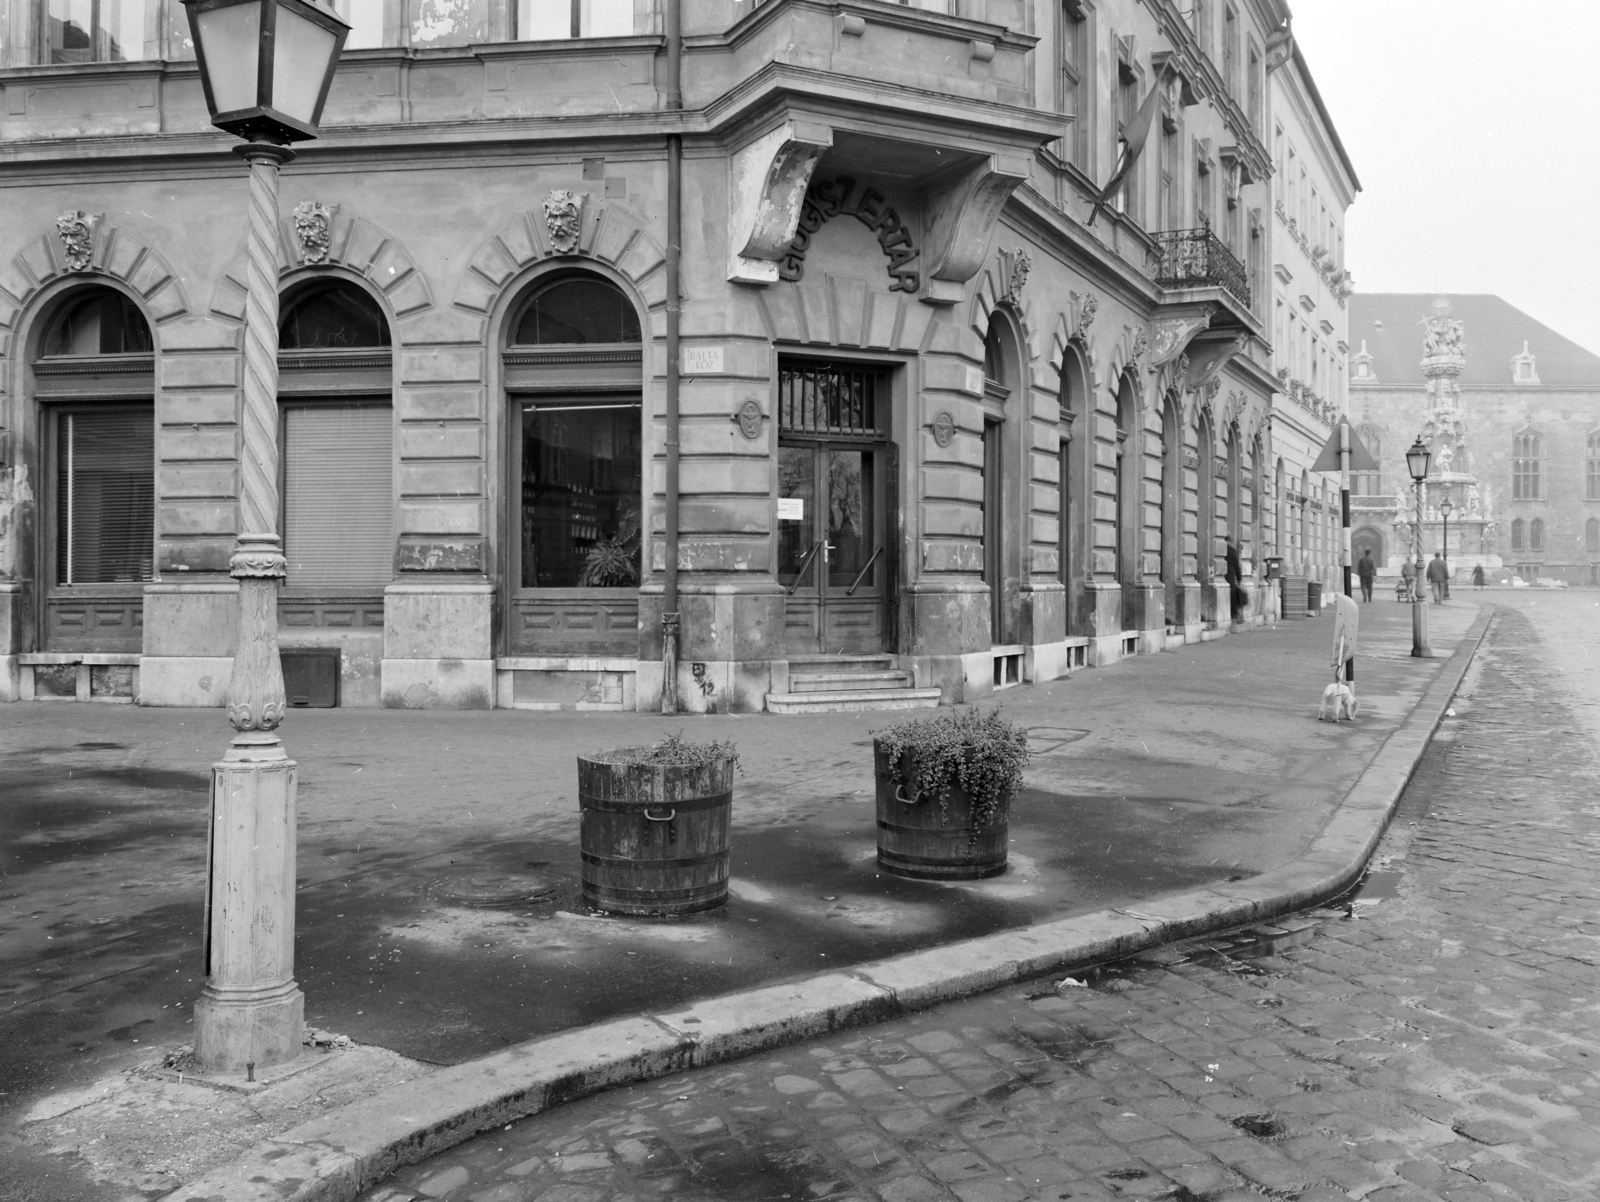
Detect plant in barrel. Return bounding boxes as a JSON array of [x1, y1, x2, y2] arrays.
[[577, 734, 737, 916], [872, 709, 1030, 880]]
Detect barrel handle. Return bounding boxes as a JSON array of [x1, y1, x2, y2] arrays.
[[644, 807, 677, 822], [894, 785, 923, 805]]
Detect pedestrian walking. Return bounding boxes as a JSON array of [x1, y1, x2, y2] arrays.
[[1356, 549, 1376, 603], [1225, 536, 1246, 625], [1472, 564, 1485, 590], [1400, 558, 1417, 601], [1426, 551, 1448, 603]]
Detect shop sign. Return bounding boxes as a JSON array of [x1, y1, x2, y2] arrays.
[[682, 346, 725, 374], [779, 177, 919, 293]]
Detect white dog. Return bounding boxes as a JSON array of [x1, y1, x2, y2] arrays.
[[1318, 681, 1359, 721]]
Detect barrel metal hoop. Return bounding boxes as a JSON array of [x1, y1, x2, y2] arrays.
[[579, 791, 732, 815], [580, 850, 729, 870], [879, 848, 1004, 868]]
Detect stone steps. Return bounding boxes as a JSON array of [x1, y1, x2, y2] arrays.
[[788, 670, 914, 693], [764, 687, 943, 714]]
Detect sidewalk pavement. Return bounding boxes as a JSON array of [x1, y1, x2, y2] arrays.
[[0, 598, 1487, 1201]]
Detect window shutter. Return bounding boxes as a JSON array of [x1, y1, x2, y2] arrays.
[[284, 404, 393, 590], [59, 408, 155, 585]]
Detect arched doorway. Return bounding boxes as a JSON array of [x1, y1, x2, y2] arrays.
[[1352, 525, 1385, 570], [1059, 347, 1090, 637], [982, 316, 1019, 646], [1196, 409, 1216, 585], [1159, 390, 1182, 625], [503, 272, 645, 655], [33, 286, 154, 652]]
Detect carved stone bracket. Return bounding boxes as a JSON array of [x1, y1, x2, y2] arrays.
[[55, 210, 101, 272], [543, 190, 587, 256], [1000, 248, 1032, 306], [727, 120, 833, 285], [919, 153, 1031, 305], [1147, 312, 1211, 371], [1183, 333, 1248, 396], [291, 201, 335, 264]]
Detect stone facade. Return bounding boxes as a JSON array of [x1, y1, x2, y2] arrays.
[[0, 0, 1332, 709], [1350, 293, 1600, 587]]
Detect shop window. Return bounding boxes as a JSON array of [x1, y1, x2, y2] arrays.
[[1513, 431, 1541, 500], [56, 408, 154, 584], [277, 283, 394, 599], [45, 0, 150, 63], [515, 0, 632, 41], [1511, 518, 1524, 551], [1530, 517, 1544, 552], [508, 274, 643, 602], [283, 404, 393, 590]]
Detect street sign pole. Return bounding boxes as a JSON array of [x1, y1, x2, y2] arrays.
[[1340, 421, 1352, 598], [1312, 419, 1375, 603]]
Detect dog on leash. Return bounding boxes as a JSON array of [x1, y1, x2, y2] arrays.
[[1318, 681, 1359, 721]]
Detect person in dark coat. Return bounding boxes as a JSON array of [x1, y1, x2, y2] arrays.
[[1225, 536, 1245, 624], [1356, 549, 1376, 603], [1472, 564, 1486, 590], [1426, 551, 1449, 603]]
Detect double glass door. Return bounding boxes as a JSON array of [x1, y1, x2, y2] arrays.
[[778, 441, 889, 654]]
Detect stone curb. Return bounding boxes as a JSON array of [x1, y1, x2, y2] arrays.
[[165, 609, 1494, 1202]]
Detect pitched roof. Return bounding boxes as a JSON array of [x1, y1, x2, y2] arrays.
[[1348, 293, 1600, 389]]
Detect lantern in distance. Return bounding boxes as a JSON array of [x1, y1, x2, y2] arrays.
[[183, 0, 350, 145]]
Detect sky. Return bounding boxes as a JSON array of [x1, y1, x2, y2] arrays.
[[1291, 1, 1600, 355]]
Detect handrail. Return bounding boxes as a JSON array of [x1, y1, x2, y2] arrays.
[[787, 540, 823, 595], [845, 544, 883, 596]]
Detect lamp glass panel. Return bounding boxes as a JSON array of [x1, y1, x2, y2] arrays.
[[271, 3, 339, 123], [194, 2, 262, 112]]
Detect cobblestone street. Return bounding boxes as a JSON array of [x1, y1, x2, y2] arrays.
[[362, 599, 1600, 1202]]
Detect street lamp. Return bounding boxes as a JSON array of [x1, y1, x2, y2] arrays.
[[1405, 436, 1432, 658], [1439, 495, 1452, 603], [183, 0, 349, 1076]]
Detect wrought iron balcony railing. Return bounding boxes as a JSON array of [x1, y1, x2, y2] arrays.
[[1152, 228, 1252, 310]]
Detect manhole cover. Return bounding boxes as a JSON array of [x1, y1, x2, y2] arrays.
[[427, 868, 564, 908]]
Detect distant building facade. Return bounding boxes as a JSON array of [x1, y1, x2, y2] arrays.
[[1349, 293, 1600, 586], [1265, 43, 1358, 597], [1, 0, 1342, 711]]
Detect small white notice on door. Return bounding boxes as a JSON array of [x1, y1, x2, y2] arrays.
[[777, 497, 805, 521], [681, 345, 725, 374]]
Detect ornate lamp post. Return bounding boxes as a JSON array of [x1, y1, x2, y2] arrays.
[[1439, 495, 1453, 602], [1405, 436, 1432, 659], [182, 0, 349, 1075]]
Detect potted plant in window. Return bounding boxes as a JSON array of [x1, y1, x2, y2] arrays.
[[871, 709, 1030, 880], [577, 733, 737, 916]]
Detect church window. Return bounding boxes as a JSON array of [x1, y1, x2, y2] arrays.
[[1587, 518, 1599, 554], [1510, 518, 1524, 551], [1529, 518, 1544, 552], [1512, 431, 1541, 500], [1353, 424, 1382, 496], [1587, 430, 1600, 500]]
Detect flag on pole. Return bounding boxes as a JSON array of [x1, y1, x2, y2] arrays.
[[1086, 70, 1167, 228]]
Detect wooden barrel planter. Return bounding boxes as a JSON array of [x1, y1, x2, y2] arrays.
[[578, 748, 734, 916], [873, 741, 1010, 881]]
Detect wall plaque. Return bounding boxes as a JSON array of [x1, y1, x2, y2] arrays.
[[779, 177, 920, 293], [930, 410, 955, 447]]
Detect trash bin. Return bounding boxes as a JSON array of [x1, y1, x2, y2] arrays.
[[1306, 581, 1322, 614]]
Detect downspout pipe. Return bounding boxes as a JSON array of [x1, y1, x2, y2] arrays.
[[661, 0, 683, 714]]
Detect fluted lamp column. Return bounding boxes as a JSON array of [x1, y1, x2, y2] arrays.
[[182, 0, 348, 1075]]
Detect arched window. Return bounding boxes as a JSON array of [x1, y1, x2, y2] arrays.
[[1513, 431, 1541, 500], [280, 281, 391, 349], [36, 286, 155, 652], [982, 316, 1015, 644], [277, 282, 395, 606], [1587, 430, 1600, 501], [1530, 517, 1544, 552], [511, 276, 640, 345], [506, 273, 644, 655], [1587, 518, 1599, 554], [1511, 518, 1524, 551]]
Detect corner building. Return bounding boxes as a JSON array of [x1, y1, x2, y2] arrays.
[[0, 0, 1329, 712]]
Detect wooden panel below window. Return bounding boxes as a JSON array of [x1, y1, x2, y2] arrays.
[[45, 591, 144, 652], [279, 595, 386, 629], [508, 592, 639, 655]]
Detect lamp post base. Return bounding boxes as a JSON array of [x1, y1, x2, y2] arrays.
[[195, 980, 305, 1075], [195, 731, 302, 1074], [1410, 596, 1433, 659]]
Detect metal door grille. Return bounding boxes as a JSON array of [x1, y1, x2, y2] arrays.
[[778, 362, 885, 437]]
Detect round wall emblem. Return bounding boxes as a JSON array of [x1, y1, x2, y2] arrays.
[[733, 398, 764, 440], [930, 410, 955, 448]]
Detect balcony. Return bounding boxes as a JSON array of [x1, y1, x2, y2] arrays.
[[1152, 228, 1252, 311]]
